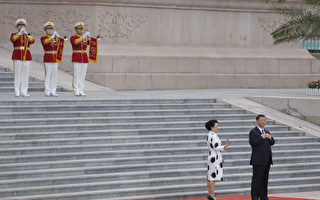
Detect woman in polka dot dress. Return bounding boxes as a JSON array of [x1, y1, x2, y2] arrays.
[[205, 120, 229, 200]]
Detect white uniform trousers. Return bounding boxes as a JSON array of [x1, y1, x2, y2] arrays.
[[13, 60, 30, 96], [73, 62, 88, 95], [44, 62, 58, 95]]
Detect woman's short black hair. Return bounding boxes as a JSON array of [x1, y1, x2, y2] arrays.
[[205, 120, 218, 131], [256, 114, 266, 121]]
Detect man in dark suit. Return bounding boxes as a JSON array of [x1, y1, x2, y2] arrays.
[[249, 114, 275, 200]]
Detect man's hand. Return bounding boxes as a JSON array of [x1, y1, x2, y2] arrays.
[[261, 134, 266, 139], [265, 134, 272, 140]]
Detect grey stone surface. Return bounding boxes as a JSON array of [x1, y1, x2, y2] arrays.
[[248, 96, 320, 126], [0, 93, 319, 199]]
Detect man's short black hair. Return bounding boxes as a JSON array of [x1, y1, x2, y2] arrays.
[[256, 114, 266, 121], [205, 120, 218, 131]]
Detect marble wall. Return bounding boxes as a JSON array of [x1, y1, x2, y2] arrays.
[[0, 0, 303, 47]]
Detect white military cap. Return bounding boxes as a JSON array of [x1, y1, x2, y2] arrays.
[[43, 22, 54, 29], [74, 22, 84, 29], [15, 18, 27, 26]]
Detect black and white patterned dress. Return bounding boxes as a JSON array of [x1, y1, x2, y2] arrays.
[[207, 131, 224, 181]]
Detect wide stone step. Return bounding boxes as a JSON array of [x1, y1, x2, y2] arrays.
[[0, 108, 248, 119], [1, 147, 317, 164], [1, 167, 319, 190], [3, 180, 320, 200], [0, 67, 8, 72], [1, 129, 301, 141], [0, 154, 206, 172], [0, 152, 318, 173], [0, 108, 246, 120], [3, 139, 315, 156], [0, 82, 43, 87], [0, 120, 276, 133], [0, 87, 64, 92], [100, 183, 320, 200], [90, 182, 320, 200], [0, 103, 231, 113], [0, 161, 319, 181], [0, 124, 289, 136], [1, 175, 319, 198], [0, 177, 205, 198], [0, 98, 218, 106], [0, 135, 316, 148], [0, 77, 34, 82], [0, 141, 207, 156], [0, 87, 45, 92], [0, 72, 14, 78], [0, 112, 255, 122], [0, 117, 275, 127]]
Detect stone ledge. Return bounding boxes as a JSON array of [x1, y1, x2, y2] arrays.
[[66, 46, 313, 59], [87, 73, 320, 90]]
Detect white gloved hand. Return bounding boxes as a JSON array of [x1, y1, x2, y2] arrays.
[[83, 32, 91, 39], [51, 32, 56, 39], [51, 31, 59, 39], [22, 28, 28, 35], [54, 31, 60, 38], [19, 27, 26, 35]]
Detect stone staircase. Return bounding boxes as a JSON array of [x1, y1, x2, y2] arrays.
[[0, 98, 319, 200], [0, 66, 65, 93]]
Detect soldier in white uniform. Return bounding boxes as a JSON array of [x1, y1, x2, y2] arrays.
[[70, 22, 91, 96], [10, 18, 35, 97], [41, 22, 60, 97]]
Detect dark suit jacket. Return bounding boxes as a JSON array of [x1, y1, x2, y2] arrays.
[[249, 126, 275, 166]]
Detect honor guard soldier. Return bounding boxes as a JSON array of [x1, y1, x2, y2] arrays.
[[70, 22, 91, 96], [10, 18, 35, 97], [41, 22, 60, 97]]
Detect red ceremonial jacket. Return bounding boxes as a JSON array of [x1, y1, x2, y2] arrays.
[[41, 36, 58, 63], [70, 34, 89, 63], [10, 33, 34, 61]]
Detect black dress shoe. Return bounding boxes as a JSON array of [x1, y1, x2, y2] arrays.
[[260, 197, 269, 200], [207, 195, 215, 200]]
